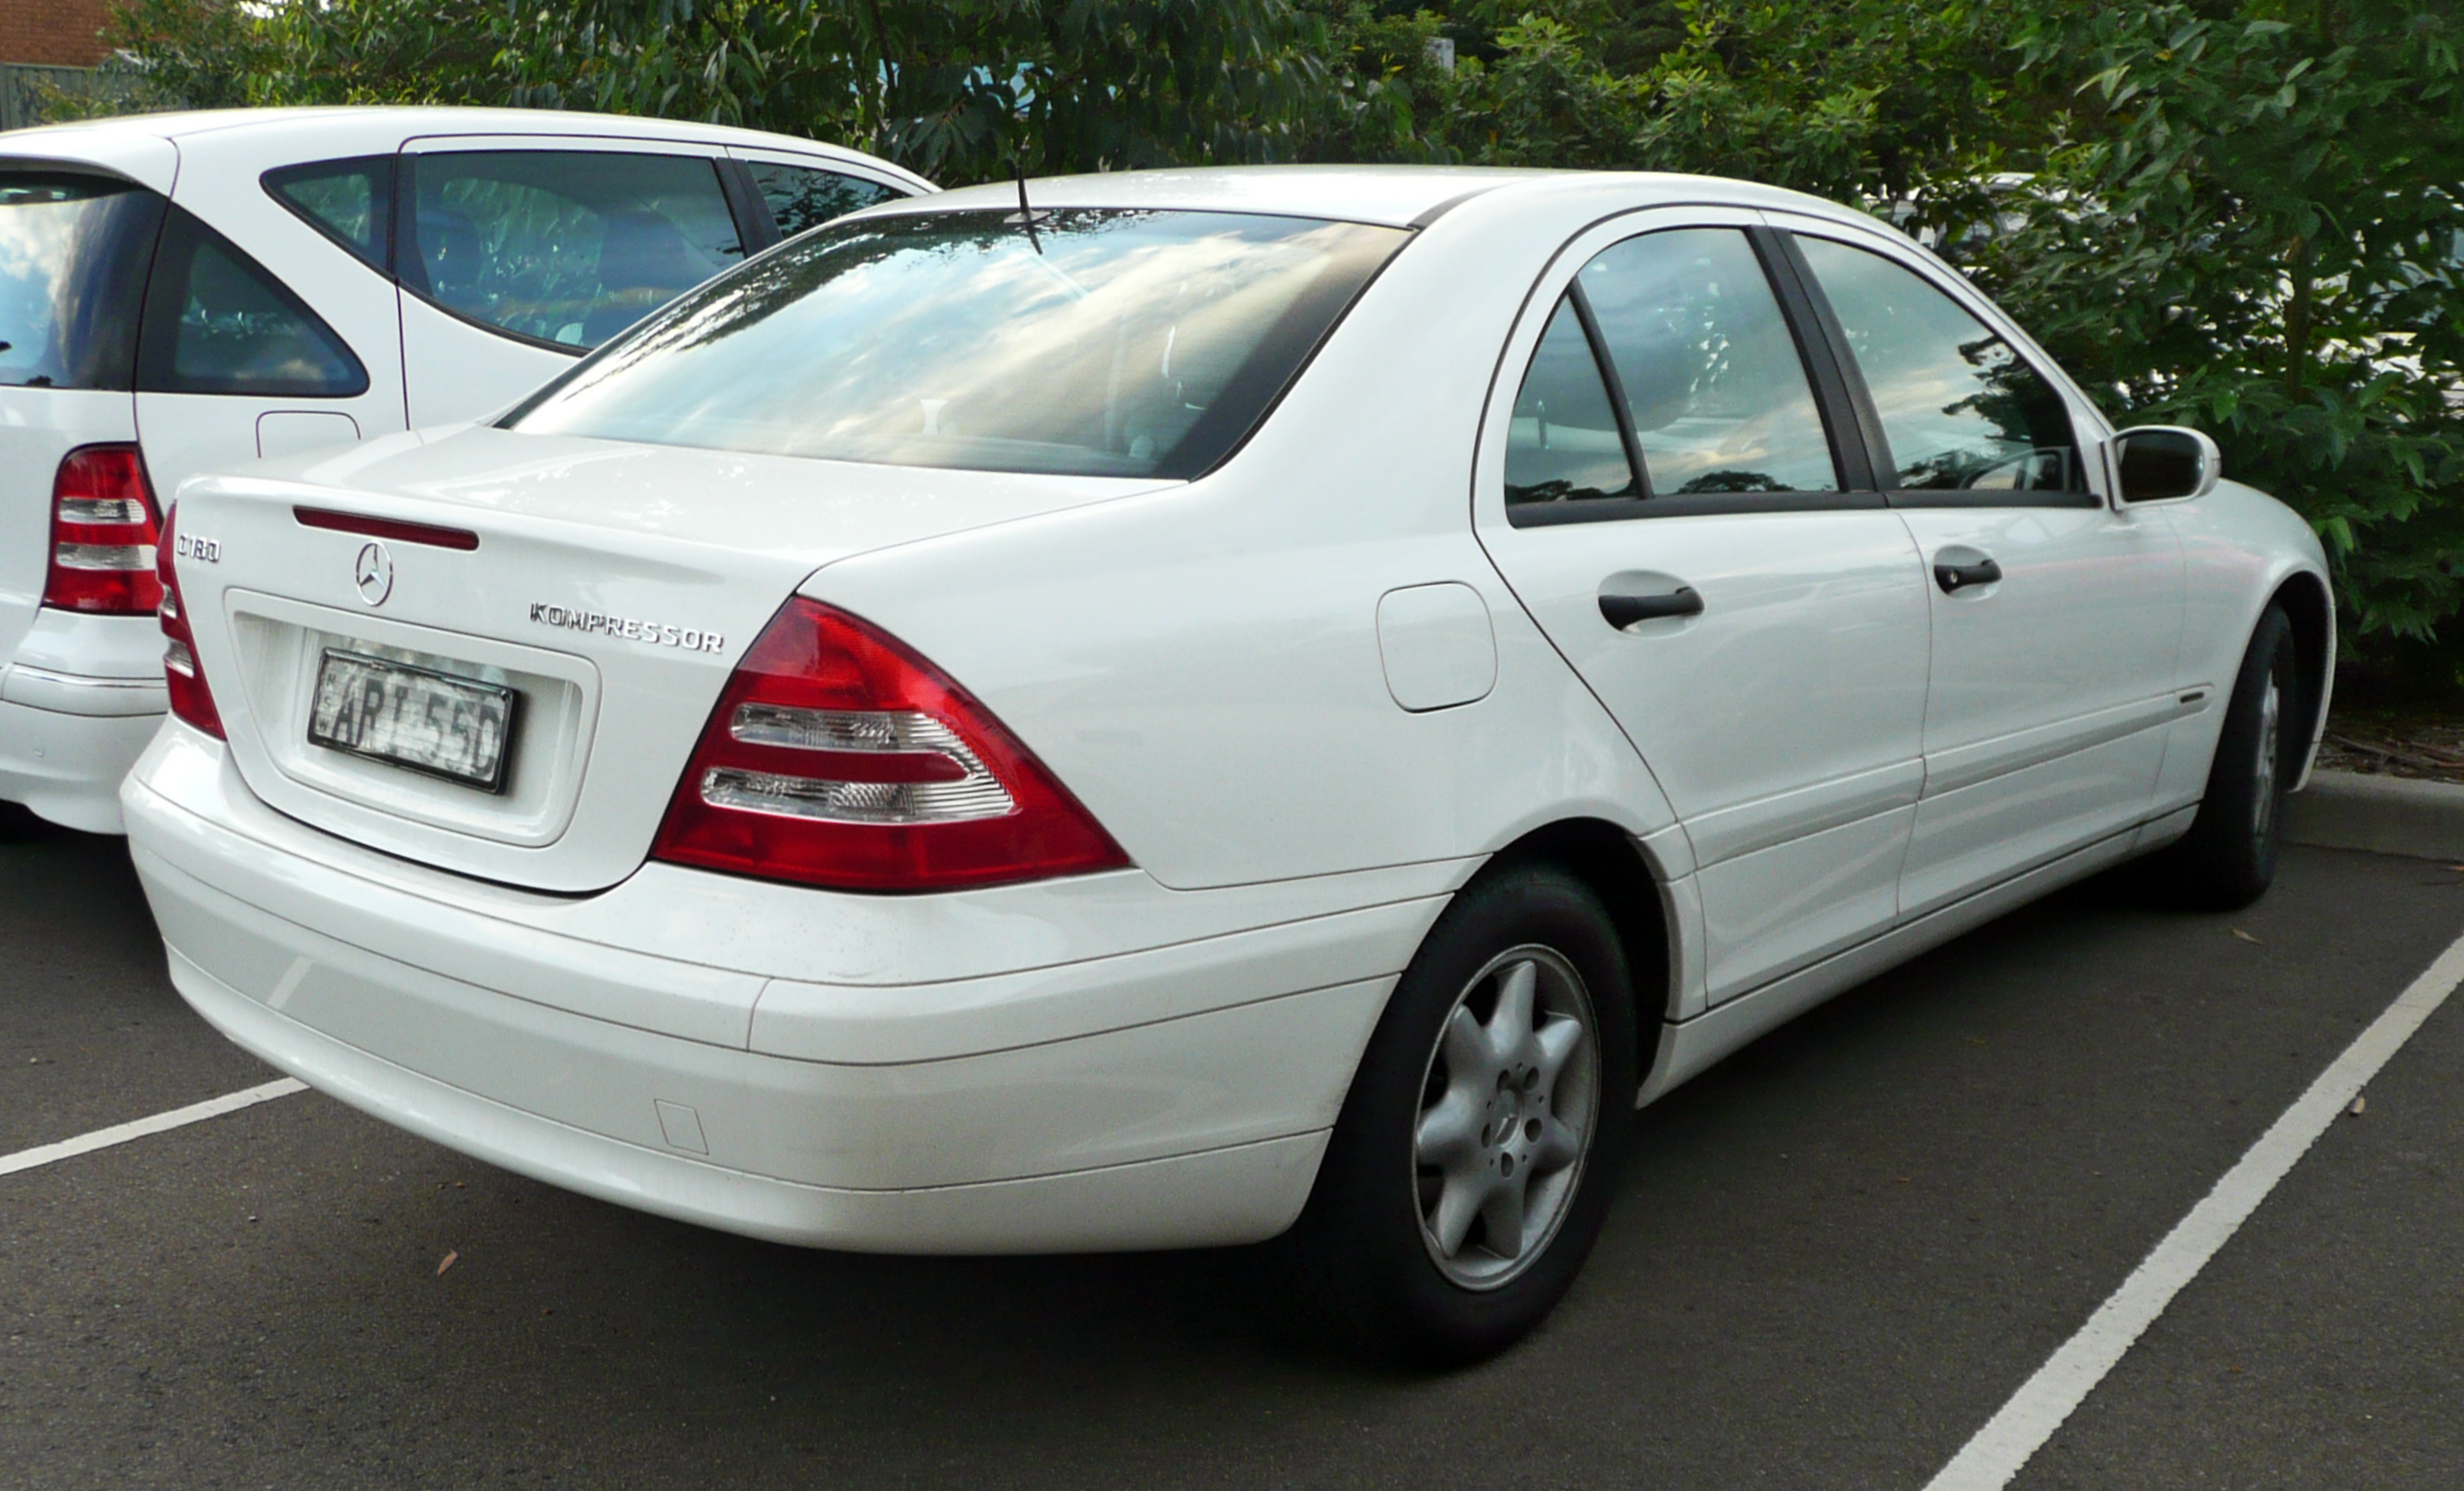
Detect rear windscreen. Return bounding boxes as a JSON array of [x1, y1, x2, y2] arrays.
[[503, 208, 1408, 480], [0, 174, 165, 391]]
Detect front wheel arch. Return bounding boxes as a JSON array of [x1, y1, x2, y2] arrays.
[[2269, 571, 2334, 786]]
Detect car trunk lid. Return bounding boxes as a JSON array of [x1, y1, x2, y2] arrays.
[[171, 425, 1172, 891]]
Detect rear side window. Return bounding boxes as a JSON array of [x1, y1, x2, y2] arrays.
[[404, 151, 746, 350], [137, 205, 369, 398], [744, 161, 902, 238], [0, 174, 165, 391], [265, 156, 393, 273], [1580, 229, 1838, 495], [1795, 236, 2084, 494]]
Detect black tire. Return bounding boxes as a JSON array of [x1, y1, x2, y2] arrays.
[[1282, 862, 1638, 1366], [2145, 604, 2300, 909], [0, 802, 40, 841]]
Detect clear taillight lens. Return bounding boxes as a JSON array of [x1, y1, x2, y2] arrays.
[[156, 505, 224, 739], [650, 599, 1128, 891], [43, 445, 163, 615]]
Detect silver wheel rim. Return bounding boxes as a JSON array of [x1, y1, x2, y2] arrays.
[[2252, 670, 2282, 843], [1412, 945, 1599, 1291]]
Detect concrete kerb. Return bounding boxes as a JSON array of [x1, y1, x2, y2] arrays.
[[2287, 769, 2464, 862]]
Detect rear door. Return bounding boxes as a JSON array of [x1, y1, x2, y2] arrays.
[[394, 136, 762, 426], [1474, 208, 1934, 1005], [1776, 221, 2187, 913]]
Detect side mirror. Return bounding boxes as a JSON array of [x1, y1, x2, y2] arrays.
[[2112, 425, 2221, 504]]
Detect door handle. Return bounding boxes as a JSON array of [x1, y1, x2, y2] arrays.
[[1599, 586, 1704, 628], [1933, 558, 2002, 594]]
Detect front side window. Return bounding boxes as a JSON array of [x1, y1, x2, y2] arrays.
[[1795, 236, 2084, 494], [1580, 229, 1838, 495], [506, 209, 1407, 480], [406, 151, 746, 350], [265, 156, 392, 273], [0, 174, 165, 391], [137, 206, 367, 398], [744, 162, 902, 239]]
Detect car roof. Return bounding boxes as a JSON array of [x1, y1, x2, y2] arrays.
[[0, 105, 933, 190], [877, 164, 1877, 232]]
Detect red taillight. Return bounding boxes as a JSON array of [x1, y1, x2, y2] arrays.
[[650, 599, 1128, 891], [43, 445, 163, 615], [156, 505, 224, 740]]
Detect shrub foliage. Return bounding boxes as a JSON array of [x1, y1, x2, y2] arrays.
[[74, 0, 2464, 659]]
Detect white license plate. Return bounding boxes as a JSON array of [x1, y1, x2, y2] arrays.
[[307, 649, 518, 793]]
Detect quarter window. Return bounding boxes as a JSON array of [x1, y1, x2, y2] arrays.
[[264, 156, 392, 273], [1795, 236, 2084, 493], [404, 151, 746, 350], [743, 162, 901, 239], [1504, 296, 1637, 507], [1579, 229, 1838, 495], [137, 205, 368, 398]]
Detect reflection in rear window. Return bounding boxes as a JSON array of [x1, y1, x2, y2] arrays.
[[0, 174, 164, 391], [504, 209, 1407, 480]]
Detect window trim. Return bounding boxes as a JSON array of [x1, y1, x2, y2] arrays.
[[1748, 226, 1879, 492], [1502, 219, 1866, 527], [714, 157, 781, 254], [395, 147, 754, 358], [1563, 280, 1653, 500], [1775, 225, 2105, 512], [134, 201, 370, 399]]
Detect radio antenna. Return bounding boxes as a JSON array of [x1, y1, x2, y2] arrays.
[[1013, 157, 1043, 255]]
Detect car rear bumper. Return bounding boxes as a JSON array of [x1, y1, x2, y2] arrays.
[[0, 678, 165, 834], [2, 607, 171, 833], [123, 728, 1434, 1253]]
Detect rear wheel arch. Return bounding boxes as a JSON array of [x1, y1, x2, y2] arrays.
[[1477, 818, 1673, 1075]]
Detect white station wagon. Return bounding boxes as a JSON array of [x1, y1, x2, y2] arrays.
[[0, 107, 928, 832], [123, 167, 2332, 1362]]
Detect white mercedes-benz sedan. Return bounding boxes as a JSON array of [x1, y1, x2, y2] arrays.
[[122, 166, 2332, 1362], [1, 107, 928, 833]]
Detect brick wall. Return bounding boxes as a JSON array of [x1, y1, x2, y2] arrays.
[[0, 0, 113, 67]]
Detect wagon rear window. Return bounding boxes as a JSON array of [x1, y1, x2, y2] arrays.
[[504, 208, 1407, 480], [0, 174, 164, 391]]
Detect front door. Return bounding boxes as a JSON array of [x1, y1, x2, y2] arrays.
[[1781, 226, 2187, 913], [1476, 213, 1934, 1005]]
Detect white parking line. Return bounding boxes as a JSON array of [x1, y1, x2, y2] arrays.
[[1925, 927, 2464, 1491], [0, 1078, 308, 1178]]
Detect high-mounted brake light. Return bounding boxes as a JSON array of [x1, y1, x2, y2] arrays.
[[156, 504, 224, 739], [650, 599, 1128, 891], [43, 445, 162, 615]]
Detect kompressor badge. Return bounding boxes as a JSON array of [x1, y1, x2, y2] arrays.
[[529, 603, 726, 654]]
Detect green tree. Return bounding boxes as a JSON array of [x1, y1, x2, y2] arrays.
[[1978, 2, 2464, 643], [89, 0, 1328, 185]]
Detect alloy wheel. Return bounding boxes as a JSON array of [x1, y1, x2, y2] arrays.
[[1411, 945, 1600, 1290], [2251, 669, 2282, 843]]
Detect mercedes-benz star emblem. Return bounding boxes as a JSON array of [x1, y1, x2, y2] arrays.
[[354, 541, 395, 606]]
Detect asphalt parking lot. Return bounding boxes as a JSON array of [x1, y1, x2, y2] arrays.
[[5, 824, 2461, 1489]]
